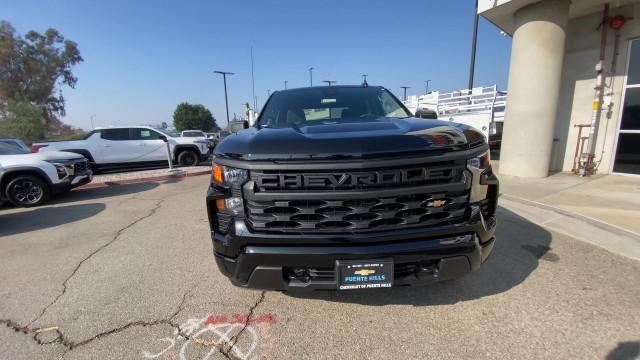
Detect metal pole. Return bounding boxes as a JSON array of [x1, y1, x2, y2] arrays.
[[251, 47, 256, 110], [223, 74, 230, 127], [308, 67, 314, 86], [401, 86, 410, 101], [214, 70, 234, 129], [583, 3, 610, 176], [164, 139, 173, 170], [468, 0, 479, 92]]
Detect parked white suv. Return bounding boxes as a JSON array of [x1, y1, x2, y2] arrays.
[[33, 126, 210, 172], [0, 143, 92, 207]]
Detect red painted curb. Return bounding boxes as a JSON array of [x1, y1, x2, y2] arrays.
[[79, 169, 211, 189]]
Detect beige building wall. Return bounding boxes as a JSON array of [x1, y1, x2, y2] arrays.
[[553, 4, 640, 173]]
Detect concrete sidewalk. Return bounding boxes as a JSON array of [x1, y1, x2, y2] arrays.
[[495, 163, 640, 236]]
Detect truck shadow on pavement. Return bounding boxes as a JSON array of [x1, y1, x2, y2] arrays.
[[286, 207, 553, 306], [606, 341, 640, 360], [0, 203, 106, 237], [0, 182, 162, 236]]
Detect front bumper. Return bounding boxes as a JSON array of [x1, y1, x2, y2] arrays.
[[215, 234, 495, 291], [51, 170, 93, 194], [212, 210, 496, 291]]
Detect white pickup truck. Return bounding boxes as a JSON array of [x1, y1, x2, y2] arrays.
[[33, 126, 210, 172]]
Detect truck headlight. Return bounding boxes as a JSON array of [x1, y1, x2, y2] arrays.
[[54, 164, 68, 179], [467, 150, 491, 172], [212, 164, 248, 186], [224, 197, 243, 211]]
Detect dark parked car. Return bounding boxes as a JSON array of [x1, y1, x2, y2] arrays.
[[206, 85, 498, 291]]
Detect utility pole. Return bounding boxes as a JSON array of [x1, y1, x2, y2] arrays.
[[400, 86, 411, 101], [468, 0, 479, 92], [250, 47, 257, 111], [308, 67, 314, 86], [323, 80, 336, 86], [284, 80, 288, 89], [361, 74, 368, 86], [425, 80, 431, 94], [213, 70, 234, 128]]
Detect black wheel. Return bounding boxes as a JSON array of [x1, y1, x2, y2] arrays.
[[177, 150, 199, 167], [4, 175, 51, 207]]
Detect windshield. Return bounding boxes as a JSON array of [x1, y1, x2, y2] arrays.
[[182, 131, 204, 137], [0, 142, 30, 155], [258, 87, 411, 129]]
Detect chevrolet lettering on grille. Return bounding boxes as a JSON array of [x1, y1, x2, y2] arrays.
[[256, 168, 437, 189]]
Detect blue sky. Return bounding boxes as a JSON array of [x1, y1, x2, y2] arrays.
[[3, 0, 512, 130]]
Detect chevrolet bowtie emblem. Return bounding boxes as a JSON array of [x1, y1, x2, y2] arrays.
[[430, 200, 447, 208], [354, 269, 375, 276]]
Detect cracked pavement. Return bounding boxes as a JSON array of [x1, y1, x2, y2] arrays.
[[1, 176, 639, 359]]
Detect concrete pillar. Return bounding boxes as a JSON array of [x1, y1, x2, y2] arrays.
[[500, 0, 570, 178]]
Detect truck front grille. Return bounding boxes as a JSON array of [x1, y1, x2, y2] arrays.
[[246, 191, 468, 233], [73, 160, 89, 173], [244, 161, 470, 234]]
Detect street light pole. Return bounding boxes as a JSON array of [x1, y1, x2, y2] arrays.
[[400, 86, 411, 101], [213, 70, 234, 128], [425, 80, 431, 94], [468, 0, 479, 92], [308, 67, 314, 86]]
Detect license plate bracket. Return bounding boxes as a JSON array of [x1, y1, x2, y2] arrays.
[[336, 259, 393, 290]]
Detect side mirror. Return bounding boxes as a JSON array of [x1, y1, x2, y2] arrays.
[[229, 120, 249, 133], [158, 135, 168, 142]]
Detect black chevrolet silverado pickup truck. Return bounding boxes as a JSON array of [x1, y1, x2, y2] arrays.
[[206, 85, 498, 291]]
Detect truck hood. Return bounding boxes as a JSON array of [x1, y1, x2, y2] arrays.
[[23, 151, 85, 161], [214, 118, 485, 160], [0, 151, 85, 167]]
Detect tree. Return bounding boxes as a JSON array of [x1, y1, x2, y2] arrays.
[[0, 20, 83, 128], [0, 100, 45, 141], [172, 103, 218, 132]]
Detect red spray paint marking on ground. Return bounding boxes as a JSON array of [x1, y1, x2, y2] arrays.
[[204, 314, 277, 326]]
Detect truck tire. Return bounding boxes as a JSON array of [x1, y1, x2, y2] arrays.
[[177, 150, 199, 167], [4, 174, 51, 207]]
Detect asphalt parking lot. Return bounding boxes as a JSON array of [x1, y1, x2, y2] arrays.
[[1, 176, 639, 359]]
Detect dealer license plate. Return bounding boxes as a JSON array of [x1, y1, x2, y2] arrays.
[[337, 259, 393, 290]]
